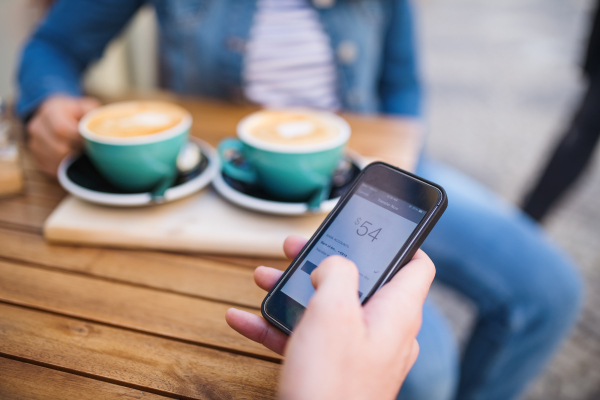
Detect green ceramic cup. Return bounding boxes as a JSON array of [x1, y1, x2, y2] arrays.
[[218, 109, 351, 207], [79, 102, 191, 193]]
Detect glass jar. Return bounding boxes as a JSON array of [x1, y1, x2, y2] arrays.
[[0, 97, 24, 197]]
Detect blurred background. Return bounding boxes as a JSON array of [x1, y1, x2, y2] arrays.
[[418, 1, 600, 399], [1, 0, 598, 398]]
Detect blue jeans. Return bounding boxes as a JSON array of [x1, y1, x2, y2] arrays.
[[397, 158, 583, 400]]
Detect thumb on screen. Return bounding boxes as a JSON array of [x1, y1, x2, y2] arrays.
[[295, 257, 364, 343], [309, 256, 361, 308]]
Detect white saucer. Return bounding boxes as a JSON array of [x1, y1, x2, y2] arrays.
[[58, 137, 219, 207], [212, 151, 367, 216]]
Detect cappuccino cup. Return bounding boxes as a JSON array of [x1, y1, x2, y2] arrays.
[[79, 101, 191, 192], [218, 109, 350, 206]]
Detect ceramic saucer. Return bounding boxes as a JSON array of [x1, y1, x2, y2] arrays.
[[58, 137, 219, 207], [212, 150, 367, 215]]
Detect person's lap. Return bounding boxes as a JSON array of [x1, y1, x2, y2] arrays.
[[396, 157, 583, 400]]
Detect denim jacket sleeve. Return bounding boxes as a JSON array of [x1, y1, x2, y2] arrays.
[[16, 0, 144, 119], [378, 0, 421, 117]]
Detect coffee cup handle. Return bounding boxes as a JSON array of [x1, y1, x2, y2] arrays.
[[218, 138, 258, 184], [307, 182, 331, 211]]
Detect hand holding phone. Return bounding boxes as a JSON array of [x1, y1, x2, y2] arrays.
[[226, 237, 436, 400], [263, 162, 447, 333]]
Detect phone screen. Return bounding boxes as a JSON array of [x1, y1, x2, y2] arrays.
[[280, 183, 427, 306]]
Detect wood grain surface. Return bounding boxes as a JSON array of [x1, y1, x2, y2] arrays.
[[0, 94, 419, 399], [0, 260, 278, 359], [0, 304, 279, 399], [0, 357, 169, 400], [0, 227, 266, 308]]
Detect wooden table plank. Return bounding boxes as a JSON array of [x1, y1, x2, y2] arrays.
[[0, 227, 266, 308], [0, 260, 277, 359], [204, 255, 289, 271], [23, 178, 66, 201], [0, 303, 279, 399], [0, 226, 102, 270], [0, 197, 58, 232], [19, 155, 67, 199], [0, 357, 170, 400]]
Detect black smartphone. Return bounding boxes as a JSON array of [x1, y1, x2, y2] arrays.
[[261, 162, 448, 334]]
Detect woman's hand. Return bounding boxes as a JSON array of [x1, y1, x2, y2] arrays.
[[226, 235, 435, 400], [27, 95, 100, 177]]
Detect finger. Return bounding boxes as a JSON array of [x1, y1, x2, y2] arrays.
[[306, 256, 361, 317], [33, 100, 80, 148], [225, 308, 288, 355], [283, 236, 307, 259], [28, 123, 73, 176], [254, 266, 283, 291], [293, 257, 363, 340], [50, 114, 83, 147], [28, 138, 60, 178], [30, 121, 74, 158], [364, 250, 435, 336], [381, 250, 435, 305], [47, 110, 82, 146], [78, 97, 101, 115], [310, 256, 359, 292]]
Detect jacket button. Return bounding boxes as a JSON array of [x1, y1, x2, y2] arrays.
[[313, 0, 335, 8], [337, 41, 358, 64]]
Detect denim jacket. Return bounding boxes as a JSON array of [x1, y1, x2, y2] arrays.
[[17, 0, 421, 119]]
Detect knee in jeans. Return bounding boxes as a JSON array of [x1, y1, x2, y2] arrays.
[[511, 257, 584, 336], [535, 258, 583, 329]]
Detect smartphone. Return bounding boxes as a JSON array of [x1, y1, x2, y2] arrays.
[[261, 162, 448, 334]]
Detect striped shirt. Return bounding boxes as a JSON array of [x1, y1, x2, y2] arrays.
[[243, 0, 341, 111]]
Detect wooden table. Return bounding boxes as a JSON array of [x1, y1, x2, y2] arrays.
[[0, 95, 419, 399]]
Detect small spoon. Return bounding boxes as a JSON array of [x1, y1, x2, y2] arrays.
[[178, 141, 202, 174], [150, 142, 203, 203]]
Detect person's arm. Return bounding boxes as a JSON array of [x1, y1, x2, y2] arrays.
[[18, 0, 144, 118], [17, 0, 144, 176], [226, 236, 435, 400], [378, 0, 422, 117]]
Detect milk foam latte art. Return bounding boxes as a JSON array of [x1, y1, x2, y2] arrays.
[[85, 101, 188, 138], [245, 109, 341, 147], [238, 109, 349, 153]]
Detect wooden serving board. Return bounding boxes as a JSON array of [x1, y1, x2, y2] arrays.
[[44, 187, 327, 258]]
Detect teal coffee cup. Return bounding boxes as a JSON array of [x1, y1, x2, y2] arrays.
[[79, 101, 191, 193], [218, 109, 351, 207]]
